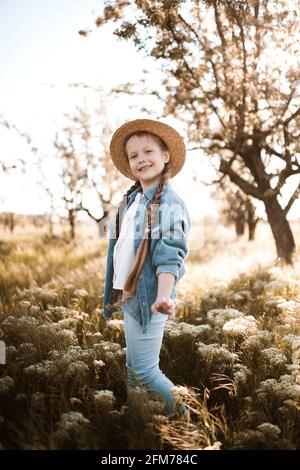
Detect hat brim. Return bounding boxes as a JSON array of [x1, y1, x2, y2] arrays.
[[109, 119, 186, 180]]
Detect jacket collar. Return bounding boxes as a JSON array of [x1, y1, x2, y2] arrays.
[[128, 181, 171, 203]]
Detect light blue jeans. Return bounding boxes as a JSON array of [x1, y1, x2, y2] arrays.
[[123, 310, 188, 417]]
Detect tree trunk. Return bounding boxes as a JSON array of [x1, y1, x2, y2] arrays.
[[264, 195, 295, 264], [248, 219, 258, 241], [235, 218, 245, 236], [68, 209, 76, 240], [235, 208, 245, 236], [9, 213, 15, 234], [245, 198, 258, 241]]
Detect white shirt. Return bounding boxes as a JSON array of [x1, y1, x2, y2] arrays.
[[113, 192, 142, 289]]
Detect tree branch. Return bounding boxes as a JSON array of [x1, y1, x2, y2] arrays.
[[219, 159, 261, 198], [283, 180, 300, 215], [283, 106, 300, 126]]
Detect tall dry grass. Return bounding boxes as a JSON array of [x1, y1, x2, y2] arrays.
[[0, 219, 300, 450]]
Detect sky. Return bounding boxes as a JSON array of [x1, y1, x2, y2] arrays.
[[0, 0, 299, 222]]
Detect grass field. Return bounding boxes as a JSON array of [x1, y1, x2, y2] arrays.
[[1, 218, 300, 450]]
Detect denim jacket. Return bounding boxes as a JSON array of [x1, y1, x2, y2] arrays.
[[102, 181, 192, 334]]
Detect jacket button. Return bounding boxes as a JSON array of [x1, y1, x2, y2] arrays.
[[142, 302, 146, 306], [140, 275, 143, 280]]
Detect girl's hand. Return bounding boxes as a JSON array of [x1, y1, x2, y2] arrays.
[[151, 296, 176, 319]]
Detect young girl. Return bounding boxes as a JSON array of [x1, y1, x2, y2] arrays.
[[102, 118, 191, 418]]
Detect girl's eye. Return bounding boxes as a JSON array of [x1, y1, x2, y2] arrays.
[[131, 150, 152, 158]]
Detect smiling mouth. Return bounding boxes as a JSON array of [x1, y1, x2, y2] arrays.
[[138, 165, 152, 172]]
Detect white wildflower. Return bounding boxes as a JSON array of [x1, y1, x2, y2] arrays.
[[30, 305, 41, 315], [93, 359, 105, 369], [114, 349, 126, 360], [207, 308, 244, 327], [282, 399, 299, 409], [18, 342, 37, 355], [223, 316, 258, 337], [51, 306, 69, 318], [0, 376, 14, 395], [18, 300, 31, 310], [74, 289, 89, 297], [257, 375, 300, 403], [265, 279, 300, 294], [23, 363, 50, 379], [242, 330, 274, 350], [93, 389, 116, 407], [274, 325, 291, 334], [261, 347, 287, 368], [265, 296, 287, 307], [69, 309, 80, 317], [70, 397, 83, 408], [286, 364, 300, 376], [276, 300, 300, 314], [2, 315, 39, 329], [106, 319, 124, 329], [164, 321, 212, 341], [283, 334, 300, 349], [282, 335, 300, 365], [170, 385, 190, 399], [65, 361, 89, 380], [230, 292, 245, 301], [196, 342, 238, 369], [60, 345, 93, 364], [194, 324, 212, 336], [57, 318, 78, 329], [86, 332, 102, 345], [104, 351, 114, 360], [233, 365, 251, 389], [31, 392, 46, 411], [57, 329, 78, 345], [253, 280, 268, 291], [256, 423, 281, 439], [104, 319, 124, 341], [93, 341, 121, 354], [92, 332, 102, 340], [48, 350, 61, 360], [58, 411, 90, 432], [37, 323, 57, 333], [292, 349, 300, 365], [229, 290, 251, 302]]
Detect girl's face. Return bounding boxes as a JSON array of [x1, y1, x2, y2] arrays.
[[125, 135, 170, 191]]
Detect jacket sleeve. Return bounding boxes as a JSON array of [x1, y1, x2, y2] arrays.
[[151, 201, 191, 281]]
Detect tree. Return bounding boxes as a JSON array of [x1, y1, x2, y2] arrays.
[[214, 182, 260, 240], [245, 195, 260, 241], [54, 98, 129, 239], [0, 117, 27, 175], [54, 125, 84, 240], [85, 0, 300, 263]]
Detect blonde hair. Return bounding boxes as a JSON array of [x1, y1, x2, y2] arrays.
[[105, 130, 171, 312]]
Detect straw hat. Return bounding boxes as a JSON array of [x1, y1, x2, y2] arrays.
[[109, 118, 186, 180]]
